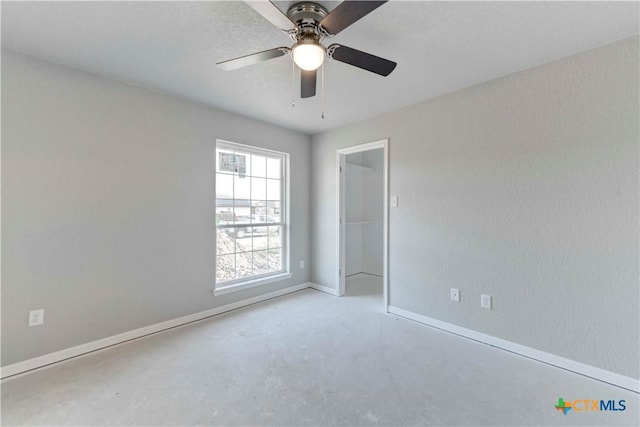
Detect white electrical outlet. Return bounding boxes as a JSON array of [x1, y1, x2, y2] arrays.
[[28, 309, 44, 327], [450, 288, 460, 302], [299, 260, 305, 269], [391, 196, 398, 208], [481, 294, 492, 309]]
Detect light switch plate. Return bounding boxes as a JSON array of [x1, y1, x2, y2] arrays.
[[391, 196, 398, 208], [481, 294, 492, 309]]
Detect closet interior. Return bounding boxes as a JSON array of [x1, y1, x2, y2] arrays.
[[344, 148, 384, 281]]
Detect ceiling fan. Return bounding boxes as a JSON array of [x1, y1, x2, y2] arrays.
[[217, 1, 397, 99]]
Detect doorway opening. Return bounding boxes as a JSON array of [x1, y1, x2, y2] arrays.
[[336, 139, 389, 311]]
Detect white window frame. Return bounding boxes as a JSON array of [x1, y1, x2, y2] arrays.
[[214, 139, 291, 295]]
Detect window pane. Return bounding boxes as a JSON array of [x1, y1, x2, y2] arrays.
[[271, 201, 281, 223], [235, 251, 253, 279], [268, 226, 281, 249], [216, 149, 235, 173], [268, 248, 282, 271], [234, 175, 250, 200], [253, 250, 270, 276], [250, 202, 265, 224], [216, 205, 234, 224], [233, 207, 251, 226], [267, 157, 281, 179], [251, 177, 267, 201], [216, 174, 233, 199], [266, 179, 280, 201], [253, 232, 269, 251], [217, 254, 235, 282], [234, 226, 252, 251], [244, 155, 252, 177], [251, 154, 267, 177], [217, 229, 235, 255], [251, 212, 269, 224]]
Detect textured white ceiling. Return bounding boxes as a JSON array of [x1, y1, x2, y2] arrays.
[[2, 1, 638, 135]]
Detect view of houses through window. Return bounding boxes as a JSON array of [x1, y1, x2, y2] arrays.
[[215, 141, 287, 288]]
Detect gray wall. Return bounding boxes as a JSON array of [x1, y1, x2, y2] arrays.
[[1, 50, 311, 366], [311, 37, 639, 378]]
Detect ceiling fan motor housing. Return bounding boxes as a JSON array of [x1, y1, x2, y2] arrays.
[[287, 2, 329, 43], [287, 2, 328, 24]]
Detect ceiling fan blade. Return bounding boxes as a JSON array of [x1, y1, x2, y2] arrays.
[[327, 44, 396, 76], [217, 47, 290, 71], [319, 1, 387, 36], [245, 1, 295, 31], [301, 69, 317, 98]]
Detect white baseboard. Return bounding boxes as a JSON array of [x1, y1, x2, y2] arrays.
[[388, 306, 639, 394], [1, 283, 312, 380], [308, 282, 340, 296]]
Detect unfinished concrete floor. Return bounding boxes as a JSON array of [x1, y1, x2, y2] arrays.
[[2, 274, 638, 426]]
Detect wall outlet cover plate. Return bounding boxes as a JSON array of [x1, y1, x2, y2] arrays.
[[28, 309, 44, 327]]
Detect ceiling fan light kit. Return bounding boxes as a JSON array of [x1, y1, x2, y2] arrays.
[[292, 39, 326, 71], [217, 1, 397, 100]]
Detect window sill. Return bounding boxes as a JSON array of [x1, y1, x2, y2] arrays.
[[213, 272, 293, 296]]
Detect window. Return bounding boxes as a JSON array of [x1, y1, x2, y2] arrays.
[[215, 140, 289, 293]]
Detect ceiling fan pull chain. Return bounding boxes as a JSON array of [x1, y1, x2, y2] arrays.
[[321, 62, 325, 119], [291, 58, 295, 108]]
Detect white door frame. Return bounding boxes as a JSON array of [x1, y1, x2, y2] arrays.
[[336, 139, 389, 311]]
